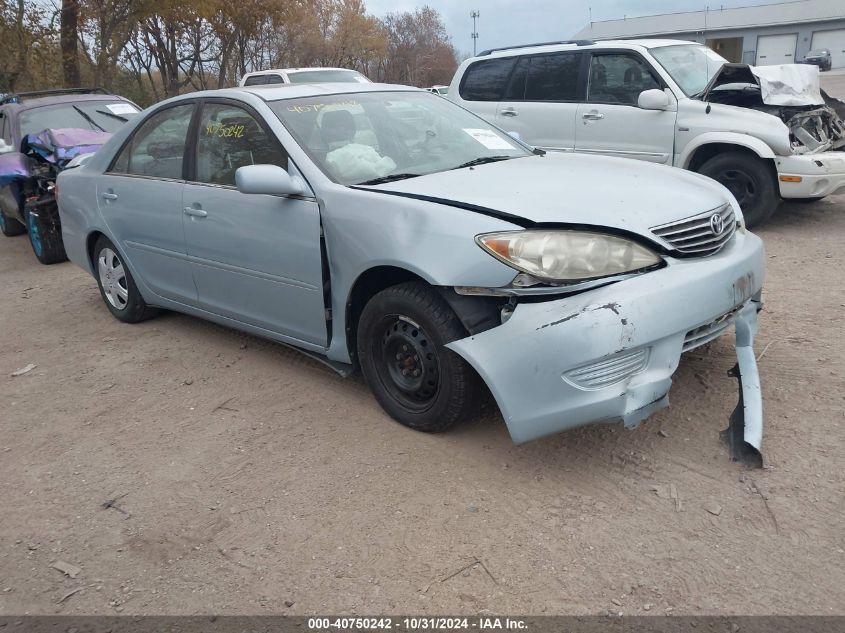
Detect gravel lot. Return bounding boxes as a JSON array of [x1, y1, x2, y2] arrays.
[[1, 74, 843, 616]]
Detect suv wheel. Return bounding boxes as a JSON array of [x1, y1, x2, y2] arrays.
[[697, 151, 778, 229], [357, 281, 482, 433]]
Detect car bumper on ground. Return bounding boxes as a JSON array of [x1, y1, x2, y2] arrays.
[[448, 230, 766, 448], [776, 153, 845, 199]]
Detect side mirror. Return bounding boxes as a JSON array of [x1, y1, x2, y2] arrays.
[[235, 164, 304, 196], [507, 131, 523, 142], [638, 88, 670, 111]]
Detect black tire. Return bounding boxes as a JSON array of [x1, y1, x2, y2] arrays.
[[25, 202, 67, 264], [357, 281, 482, 433], [0, 206, 25, 236], [697, 151, 778, 229], [93, 236, 158, 323]]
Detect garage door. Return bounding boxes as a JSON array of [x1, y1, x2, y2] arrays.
[[811, 29, 845, 68], [756, 33, 797, 65]]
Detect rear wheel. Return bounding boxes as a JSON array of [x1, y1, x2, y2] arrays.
[[93, 236, 158, 323], [25, 201, 67, 264], [357, 282, 482, 433], [697, 151, 778, 229], [0, 207, 25, 236]]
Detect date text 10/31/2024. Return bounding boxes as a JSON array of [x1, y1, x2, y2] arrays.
[[307, 618, 528, 631]]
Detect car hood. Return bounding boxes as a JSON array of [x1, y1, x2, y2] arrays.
[[363, 153, 731, 233]]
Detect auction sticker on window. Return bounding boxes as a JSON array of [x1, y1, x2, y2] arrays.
[[462, 128, 513, 150]]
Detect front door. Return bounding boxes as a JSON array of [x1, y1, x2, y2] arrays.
[[575, 52, 676, 164], [97, 102, 197, 304], [182, 100, 327, 347]]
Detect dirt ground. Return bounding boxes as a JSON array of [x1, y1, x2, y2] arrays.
[[0, 193, 842, 616]]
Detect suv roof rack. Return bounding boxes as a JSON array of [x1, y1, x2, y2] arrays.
[[477, 39, 595, 56], [0, 87, 110, 106]]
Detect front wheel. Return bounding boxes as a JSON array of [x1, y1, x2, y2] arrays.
[[697, 151, 778, 229], [93, 236, 158, 323], [26, 202, 67, 264], [357, 282, 483, 433]]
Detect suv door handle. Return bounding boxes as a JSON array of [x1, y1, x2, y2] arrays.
[[582, 111, 604, 120], [183, 206, 207, 218], [101, 192, 118, 201], [500, 108, 518, 117]]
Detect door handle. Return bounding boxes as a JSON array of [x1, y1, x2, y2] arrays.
[[183, 206, 207, 218], [501, 108, 518, 117], [582, 111, 605, 120], [101, 192, 118, 201]]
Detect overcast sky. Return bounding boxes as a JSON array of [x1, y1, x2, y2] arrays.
[[363, 0, 778, 56]]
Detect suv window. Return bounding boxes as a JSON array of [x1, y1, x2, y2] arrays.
[[524, 52, 581, 101], [587, 54, 661, 105], [196, 103, 288, 187], [111, 103, 194, 179], [244, 74, 285, 86], [459, 57, 516, 101]]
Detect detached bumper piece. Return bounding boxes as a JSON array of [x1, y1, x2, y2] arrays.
[[721, 300, 763, 468]]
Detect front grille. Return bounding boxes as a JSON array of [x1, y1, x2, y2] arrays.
[[682, 305, 743, 352], [563, 348, 649, 390], [651, 204, 736, 256]]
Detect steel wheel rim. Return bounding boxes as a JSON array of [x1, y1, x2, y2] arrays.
[[718, 169, 756, 209], [373, 315, 440, 412], [27, 213, 42, 256], [98, 247, 129, 310]]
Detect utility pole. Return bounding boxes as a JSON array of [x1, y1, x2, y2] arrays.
[[471, 10, 480, 56]]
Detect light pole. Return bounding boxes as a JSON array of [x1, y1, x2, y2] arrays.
[[470, 10, 480, 56]]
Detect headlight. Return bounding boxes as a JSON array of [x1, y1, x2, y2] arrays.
[[476, 230, 662, 282]]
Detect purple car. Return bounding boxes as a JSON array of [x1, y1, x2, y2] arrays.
[[0, 88, 139, 264]]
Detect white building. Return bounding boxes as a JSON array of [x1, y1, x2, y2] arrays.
[[573, 0, 845, 68]]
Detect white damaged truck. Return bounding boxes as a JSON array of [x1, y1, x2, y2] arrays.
[[449, 39, 845, 227]]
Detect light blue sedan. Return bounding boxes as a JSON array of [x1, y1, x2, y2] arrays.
[[57, 83, 766, 460]]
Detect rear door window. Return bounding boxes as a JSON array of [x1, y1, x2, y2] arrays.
[[110, 103, 194, 179], [524, 52, 581, 101], [587, 53, 661, 105], [459, 57, 516, 101]]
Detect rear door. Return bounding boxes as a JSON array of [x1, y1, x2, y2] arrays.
[[495, 51, 583, 151], [574, 51, 676, 164], [98, 102, 197, 303], [182, 99, 327, 347]]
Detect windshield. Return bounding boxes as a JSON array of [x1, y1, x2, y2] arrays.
[[287, 70, 369, 84], [270, 91, 531, 185], [807, 50, 828, 56], [19, 100, 139, 137], [650, 44, 727, 96]]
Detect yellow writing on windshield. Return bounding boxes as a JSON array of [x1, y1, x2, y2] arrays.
[[287, 100, 358, 113]]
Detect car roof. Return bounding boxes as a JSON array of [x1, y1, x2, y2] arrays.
[[199, 82, 420, 102], [474, 38, 697, 60]]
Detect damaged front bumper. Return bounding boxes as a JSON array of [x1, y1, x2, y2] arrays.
[[448, 230, 766, 459], [776, 152, 845, 199]]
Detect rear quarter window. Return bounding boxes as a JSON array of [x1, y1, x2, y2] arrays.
[[459, 57, 516, 101]]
